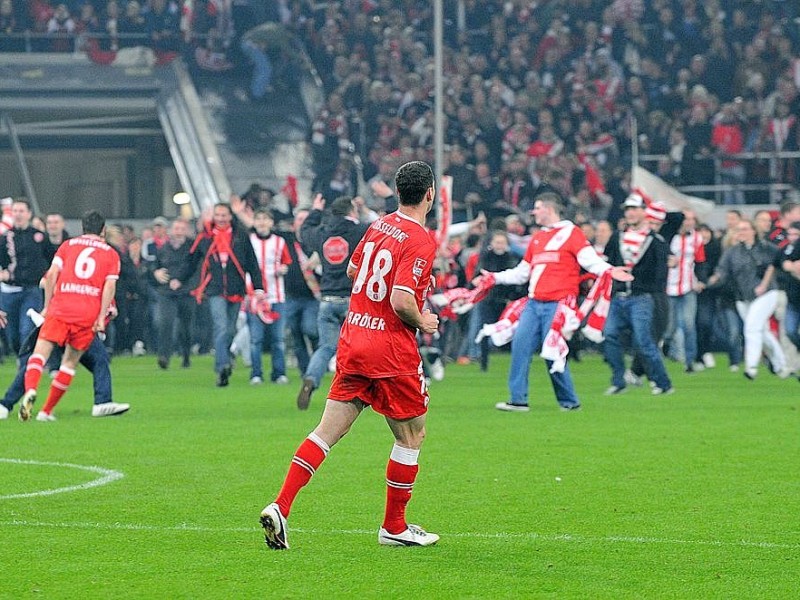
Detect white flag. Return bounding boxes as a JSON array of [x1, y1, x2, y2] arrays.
[[632, 165, 714, 217]]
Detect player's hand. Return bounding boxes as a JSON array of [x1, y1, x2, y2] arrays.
[[93, 315, 106, 333], [169, 279, 182, 290], [278, 264, 289, 275], [0, 310, 7, 329], [312, 193, 325, 211], [754, 282, 767, 297], [154, 268, 170, 284], [0, 269, 9, 282], [419, 309, 439, 334]]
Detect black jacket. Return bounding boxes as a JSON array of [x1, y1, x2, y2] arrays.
[[188, 225, 263, 299], [605, 230, 669, 295], [0, 226, 50, 287], [301, 209, 368, 297], [279, 230, 318, 300], [151, 239, 195, 297]]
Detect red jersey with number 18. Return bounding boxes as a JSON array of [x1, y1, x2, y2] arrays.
[[337, 211, 436, 378], [47, 235, 121, 327]]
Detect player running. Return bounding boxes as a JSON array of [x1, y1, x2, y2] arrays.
[[19, 210, 124, 422], [260, 161, 440, 549]]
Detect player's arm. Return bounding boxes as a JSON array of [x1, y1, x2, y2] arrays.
[[390, 288, 438, 334], [94, 277, 117, 332], [41, 262, 62, 311]]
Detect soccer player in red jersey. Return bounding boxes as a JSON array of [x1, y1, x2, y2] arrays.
[[19, 211, 122, 422], [260, 161, 441, 549]]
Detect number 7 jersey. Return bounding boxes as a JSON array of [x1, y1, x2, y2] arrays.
[[338, 210, 437, 378], [47, 235, 121, 327]]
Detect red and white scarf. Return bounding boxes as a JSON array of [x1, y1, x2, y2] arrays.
[[540, 270, 613, 372]]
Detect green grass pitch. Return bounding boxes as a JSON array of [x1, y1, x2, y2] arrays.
[[1, 353, 798, 598]]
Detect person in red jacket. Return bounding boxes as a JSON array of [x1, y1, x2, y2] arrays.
[[711, 103, 745, 205]]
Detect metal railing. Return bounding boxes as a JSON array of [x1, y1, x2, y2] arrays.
[[637, 150, 800, 204]]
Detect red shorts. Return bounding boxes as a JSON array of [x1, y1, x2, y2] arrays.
[[327, 370, 429, 420], [39, 316, 95, 351]]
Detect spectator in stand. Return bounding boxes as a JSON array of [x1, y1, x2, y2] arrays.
[[144, 0, 181, 53], [117, 0, 146, 49], [0, 0, 25, 53], [705, 218, 788, 380], [711, 103, 746, 205], [46, 3, 75, 52]]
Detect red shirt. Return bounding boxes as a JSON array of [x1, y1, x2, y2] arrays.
[[47, 235, 121, 327], [337, 211, 436, 378]]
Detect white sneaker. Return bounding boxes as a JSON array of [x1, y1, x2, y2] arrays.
[[250, 376, 264, 385], [691, 362, 705, 372], [19, 389, 36, 422], [777, 367, 793, 380], [132, 340, 146, 356], [0, 404, 9, 420], [91, 402, 130, 417], [604, 385, 627, 396], [259, 503, 289, 550], [702, 353, 716, 369], [494, 401, 530, 412], [274, 375, 289, 385], [744, 368, 757, 380], [378, 524, 439, 546], [36, 411, 56, 422], [430, 358, 445, 381], [729, 364, 740, 373], [623, 370, 642, 387]]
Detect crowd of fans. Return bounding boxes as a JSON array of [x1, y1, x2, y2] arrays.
[[2, 1, 800, 385]]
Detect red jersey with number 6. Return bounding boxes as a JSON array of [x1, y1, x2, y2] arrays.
[[338, 211, 436, 377], [47, 235, 121, 327]]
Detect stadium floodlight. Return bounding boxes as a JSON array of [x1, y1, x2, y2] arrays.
[[173, 192, 191, 205]]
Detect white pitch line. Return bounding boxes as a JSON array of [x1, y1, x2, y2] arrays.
[[0, 458, 124, 500], [0, 519, 797, 550]]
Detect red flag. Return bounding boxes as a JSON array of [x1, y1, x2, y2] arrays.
[[281, 175, 299, 207]]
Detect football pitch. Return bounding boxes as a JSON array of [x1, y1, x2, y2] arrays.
[[1, 353, 798, 598]]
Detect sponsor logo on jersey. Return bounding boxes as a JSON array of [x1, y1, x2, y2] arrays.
[[412, 257, 427, 278], [323, 236, 350, 264]]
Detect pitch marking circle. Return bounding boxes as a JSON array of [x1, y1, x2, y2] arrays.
[[0, 458, 124, 500]]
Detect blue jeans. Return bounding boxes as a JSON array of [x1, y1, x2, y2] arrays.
[[785, 303, 800, 351], [722, 307, 743, 367], [1, 287, 44, 354], [283, 297, 319, 375], [240, 39, 272, 99], [667, 292, 698, 368], [508, 299, 580, 409], [208, 295, 241, 374], [304, 298, 349, 388], [1, 334, 111, 410], [247, 302, 286, 381], [604, 294, 672, 390]]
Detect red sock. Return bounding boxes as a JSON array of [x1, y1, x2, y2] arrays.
[[24, 354, 46, 394], [382, 445, 420, 535], [41, 366, 75, 415], [275, 433, 329, 517]]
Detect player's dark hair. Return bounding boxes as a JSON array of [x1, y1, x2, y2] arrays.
[[330, 196, 354, 218], [82, 210, 105, 235], [395, 161, 434, 206], [12, 198, 31, 211], [214, 202, 233, 215]]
